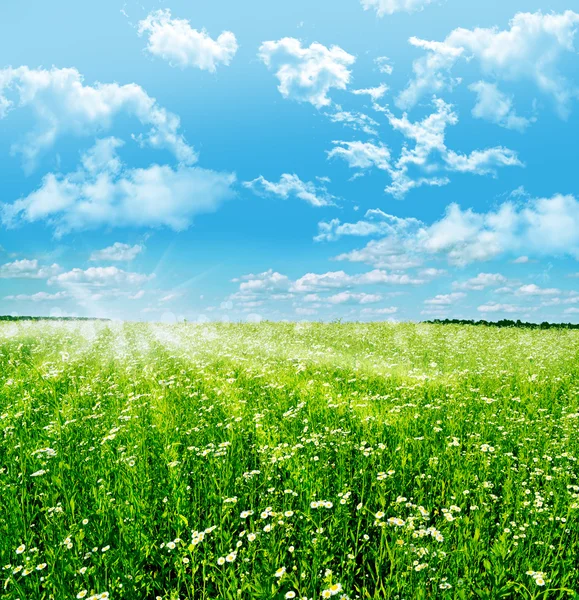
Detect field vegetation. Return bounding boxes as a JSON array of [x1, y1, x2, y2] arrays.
[[1, 321, 578, 599]]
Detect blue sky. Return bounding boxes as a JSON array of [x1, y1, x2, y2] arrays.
[[1, 0, 578, 322]]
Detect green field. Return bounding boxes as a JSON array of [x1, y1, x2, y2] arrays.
[[1, 321, 578, 600]]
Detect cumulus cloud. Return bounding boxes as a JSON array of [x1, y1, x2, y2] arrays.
[[328, 141, 391, 171], [233, 270, 291, 295], [4, 291, 69, 302], [243, 174, 335, 207], [229, 267, 424, 310], [332, 192, 579, 267], [49, 266, 154, 287], [375, 57, 394, 75], [516, 284, 560, 296], [0, 66, 196, 170], [0, 259, 61, 279], [351, 83, 389, 101], [326, 111, 380, 135], [326, 291, 382, 304], [361, 0, 433, 17], [469, 81, 534, 131], [477, 303, 523, 314], [316, 209, 421, 242], [291, 269, 424, 293], [360, 306, 398, 315], [2, 138, 236, 235], [90, 242, 144, 262], [453, 273, 507, 290], [424, 292, 465, 305], [330, 98, 521, 198], [397, 10, 579, 118], [258, 38, 355, 108], [138, 9, 238, 72]]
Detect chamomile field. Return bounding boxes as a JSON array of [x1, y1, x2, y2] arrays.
[[1, 320, 578, 600]]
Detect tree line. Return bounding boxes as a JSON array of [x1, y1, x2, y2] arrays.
[[422, 318, 579, 330]]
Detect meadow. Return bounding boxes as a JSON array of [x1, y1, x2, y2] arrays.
[[0, 320, 578, 600]]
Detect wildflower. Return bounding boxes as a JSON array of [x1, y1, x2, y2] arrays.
[[285, 592, 297, 599], [16, 544, 25, 555], [226, 552, 237, 563], [275, 566, 286, 578], [101, 545, 110, 553], [77, 592, 88, 599], [37, 563, 47, 570], [247, 533, 257, 542], [217, 557, 226, 565], [329, 583, 343, 595], [439, 582, 452, 590], [321, 591, 332, 599], [375, 511, 385, 519]]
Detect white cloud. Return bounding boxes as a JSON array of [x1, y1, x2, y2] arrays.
[[351, 83, 389, 101], [330, 98, 521, 198], [90, 242, 144, 262], [327, 141, 391, 171], [478, 303, 522, 314], [326, 292, 382, 304], [327, 111, 379, 135], [243, 174, 334, 207], [0, 259, 61, 279], [516, 284, 560, 296], [424, 292, 465, 305], [419, 268, 446, 278], [234, 270, 291, 295], [360, 306, 398, 315], [49, 266, 154, 287], [513, 256, 530, 264], [564, 307, 579, 314], [159, 292, 182, 303], [291, 269, 424, 293], [138, 9, 238, 72], [333, 193, 579, 267], [295, 307, 317, 316], [361, 0, 433, 17], [2, 138, 236, 235], [398, 11, 579, 118], [258, 38, 356, 108], [453, 273, 507, 290], [316, 209, 421, 242], [4, 291, 69, 302], [444, 147, 523, 174], [375, 57, 394, 75], [230, 267, 423, 310], [0, 66, 196, 170], [469, 81, 534, 131]]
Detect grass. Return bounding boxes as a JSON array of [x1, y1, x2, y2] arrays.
[[0, 320, 578, 600]]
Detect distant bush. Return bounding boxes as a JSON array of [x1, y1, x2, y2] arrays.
[[0, 315, 110, 322], [422, 318, 579, 330]]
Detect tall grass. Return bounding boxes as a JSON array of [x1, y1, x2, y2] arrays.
[[1, 321, 578, 599]]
